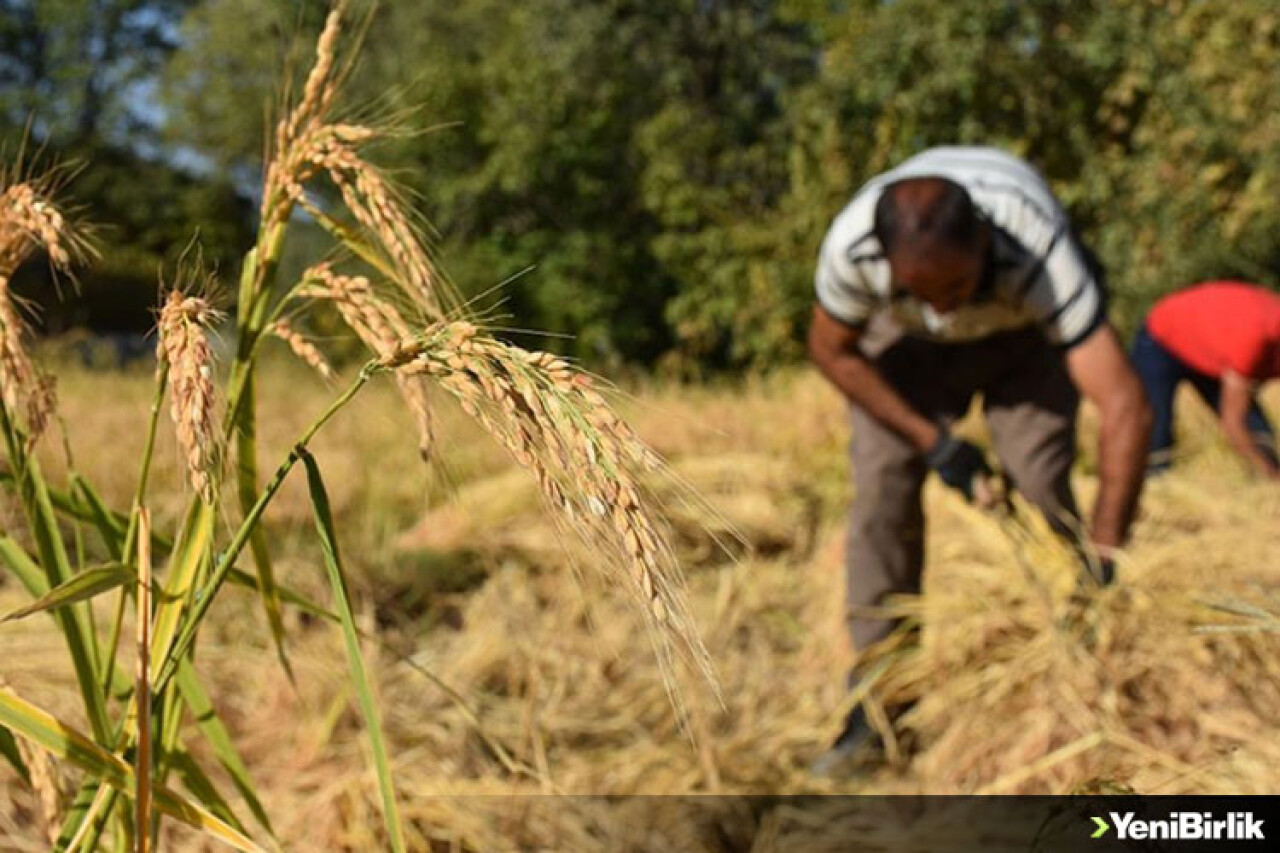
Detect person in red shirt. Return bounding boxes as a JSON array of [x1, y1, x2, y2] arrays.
[[1131, 281, 1280, 478]]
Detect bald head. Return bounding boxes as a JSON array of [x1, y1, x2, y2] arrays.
[[874, 177, 982, 255], [874, 177, 991, 313]]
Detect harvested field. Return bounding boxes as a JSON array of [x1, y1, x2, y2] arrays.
[[2, 363, 1276, 850]]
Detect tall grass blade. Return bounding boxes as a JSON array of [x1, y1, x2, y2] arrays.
[[233, 374, 292, 680], [1, 476, 175, 557], [165, 749, 247, 838], [1, 563, 132, 622], [62, 783, 112, 853], [0, 687, 266, 852], [0, 411, 110, 742], [301, 450, 406, 853], [0, 725, 29, 783], [0, 534, 47, 597], [149, 502, 214, 669], [176, 660, 275, 837], [227, 568, 333, 621], [72, 474, 126, 559]]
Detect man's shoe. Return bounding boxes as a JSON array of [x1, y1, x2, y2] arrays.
[[809, 704, 880, 777]]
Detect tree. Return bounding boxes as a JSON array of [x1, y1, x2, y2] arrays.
[[161, 0, 821, 367], [2, 0, 252, 335], [0, 0, 198, 145], [784, 0, 1280, 334], [156, 0, 1280, 369]]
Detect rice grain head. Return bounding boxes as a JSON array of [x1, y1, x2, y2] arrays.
[[270, 318, 335, 381], [157, 290, 222, 504], [387, 323, 718, 703], [0, 176, 88, 434], [0, 283, 35, 416], [259, 0, 454, 318], [301, 263, 434, 459], [264, 0, 709, 716]]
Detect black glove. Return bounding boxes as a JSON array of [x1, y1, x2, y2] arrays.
[[925, 432, 993, 502], [1079, 553, 1116, 587]]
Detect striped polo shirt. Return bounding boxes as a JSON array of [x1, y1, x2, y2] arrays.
[[815, 146, 1106, 348]]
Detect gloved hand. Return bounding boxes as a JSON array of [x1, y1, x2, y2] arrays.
[[925, 432, 994, 502], [1078, 552, 1116, 587]]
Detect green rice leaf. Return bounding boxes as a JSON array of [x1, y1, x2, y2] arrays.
[[0, 535, 47, 597], [302, 450, 406, 853], [234, 373, 294, 681], [1, 564, 132, 623], [165, 748, 248, 839], [0, 686, 266, 852], [0, 725, 29, 784], [150, 502, 215, 672], [71, 475, 126, 559], [227, 568, 336, 623], [177, 660, 275, 837], [0, 419, 111, 743]]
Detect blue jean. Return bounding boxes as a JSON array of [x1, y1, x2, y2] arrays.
[[1130, 324, 1276, 471]]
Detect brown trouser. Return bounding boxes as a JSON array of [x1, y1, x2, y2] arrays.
[[846, 316, 1080, 652]]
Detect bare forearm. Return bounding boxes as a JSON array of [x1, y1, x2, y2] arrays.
[[1222, 421, 1280, 478], [814, 350, 938, 452], [1216, 378, 1278, 478], [1063, 324, 1152, 549], [1091, 397, 1151, 548]]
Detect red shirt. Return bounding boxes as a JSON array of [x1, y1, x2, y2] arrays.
[[1147, 282, 1280, 381]]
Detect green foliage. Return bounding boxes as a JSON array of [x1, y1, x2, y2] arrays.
[[13, 0, 1280, 367], [0, 0, 197, 144], [788, 0, 1280, 335], [1, 0, 252, 334]]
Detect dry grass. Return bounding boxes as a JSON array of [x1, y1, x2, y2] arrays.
[[2, 364, 1275, 850], [13, 725, 63, 846]]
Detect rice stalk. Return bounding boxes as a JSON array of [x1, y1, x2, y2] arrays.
[[299, 262, 433, 458], [135, 507, 154, 853], [225, 0, 449, 672]]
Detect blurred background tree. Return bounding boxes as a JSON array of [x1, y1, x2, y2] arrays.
[[3, 0, 1277, 369], [0, 0, 252, 335]]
